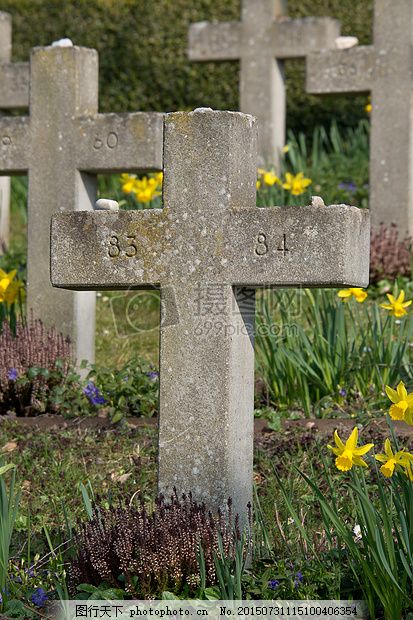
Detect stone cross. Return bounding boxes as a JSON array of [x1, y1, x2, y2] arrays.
[[188, 0, 340, 166], [306, 0, 412, 234], [0, 12, 29, 248], [0, 45, 163, 363], [50, 109, 370, 521]]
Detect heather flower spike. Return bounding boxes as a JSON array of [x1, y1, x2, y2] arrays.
[[70, 492, 240, 596], [328, 427, 374, 471]]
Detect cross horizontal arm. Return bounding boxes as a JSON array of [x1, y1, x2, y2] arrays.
[[224, 205, 370, 287], [188, 21, 242, 61], [272, 17, 340, 59], [51, 204, 370, 291], [0, 116, 29, 172], [50, 209, 173, 290], [75, 112, 164, 173], [306, 46, 374, 94], [0, 62, 29, 108]]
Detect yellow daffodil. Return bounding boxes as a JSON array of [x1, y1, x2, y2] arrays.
[[0, 269, 24, 305], [328, 427, 373, 472], [256, 180, 261, 189], [365, 97, 372, 114], [380, 291, 412, 317], [120, 173, 139, 194], [282, 145, 290, 154], [263, 171, 280, 186], [134, 176, 161, 203], [375, 438, 413, 477], [282, 172, 312, 196], [337, 288, 368, 303], [153, 171, 163, 187], [385, 380, 413, 424], [0, 268, 16, 292], [4, 279, 24, 304], [403, 462, 413, 480]]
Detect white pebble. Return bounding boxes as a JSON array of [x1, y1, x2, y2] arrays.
[[311, 196, 325, 208], [94, 198, 119, 211], [51, 38, 74, 47], [335, 36, 358, 50]]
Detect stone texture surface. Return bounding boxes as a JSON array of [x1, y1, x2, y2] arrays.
[[0, 45, 163, 363], [188, 0, 340, 166], [0, 12, 29, 249], [51, 109, 370, 521], [0, 61, 29, 109], [51, 204, 369, 290], [307, 47, 374, 93], [306, 0, 413, 235]]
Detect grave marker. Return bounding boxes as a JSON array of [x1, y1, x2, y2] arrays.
[[51, 109, 370, 521], [0, 12, 29, 248], [0, 45, 163, 363], [306, 0, 412, 234], [188, 0, 340, 166]]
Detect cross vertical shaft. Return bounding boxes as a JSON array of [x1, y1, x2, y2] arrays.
[[240, 0, 285, 165], [50, 109, 370, 525], [369, 0, 413, 232], [0, 13, 12, 249], [306, 0, 413, 234], [28, 47, 98, 363], [189, 0, 340, 167], [0, 44, 163, 364], [158, 111, 257, 520]]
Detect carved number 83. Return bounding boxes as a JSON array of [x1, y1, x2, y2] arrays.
[[108, 234, 137, 258]]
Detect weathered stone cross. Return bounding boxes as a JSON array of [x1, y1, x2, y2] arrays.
[[0, 45, 163, 363], [307, 0, 411, 234], [0, 12, 29, 248], [51, 109, 369, 521], [188, 0, 340, 166]]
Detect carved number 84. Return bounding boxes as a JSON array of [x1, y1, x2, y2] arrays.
[[254, 233, 289, 256]]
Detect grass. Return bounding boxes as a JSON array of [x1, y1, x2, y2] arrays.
[[0, 417, 410, 608], [1, 420, 157, 538], [95, 290, 159, 366], [0, 417, 401, 551]]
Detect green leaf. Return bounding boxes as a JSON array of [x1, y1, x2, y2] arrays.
[[203, 587, 220, 600], [0, 463, 15, 477], [111, 410, 124, 424], [162, 592, 181, 600]]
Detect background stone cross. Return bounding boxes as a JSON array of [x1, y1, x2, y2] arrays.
[[306, 0, 411, 234], [188, 0, 340, 166], [0, 45, 163, 364], [0, 12, 29, 249], [51, 109, 370, 521]]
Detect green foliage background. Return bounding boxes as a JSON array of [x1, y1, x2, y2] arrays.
[[2, 0, 373, 133]]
